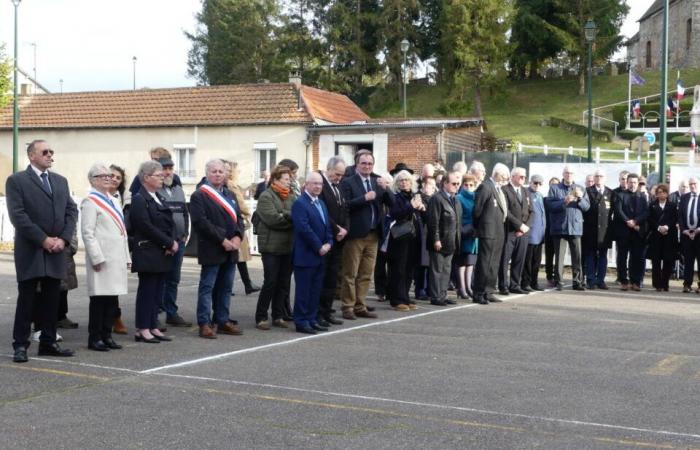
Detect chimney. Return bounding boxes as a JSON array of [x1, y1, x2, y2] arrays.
[[288, 70, 302, 88], [20, 83, 30, 96]]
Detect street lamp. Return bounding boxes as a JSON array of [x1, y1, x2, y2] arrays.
[[400, 39, 409, 118], [132, 56, 137, 90], [584, 19, 597, 163], [12, 0, 21, 174]]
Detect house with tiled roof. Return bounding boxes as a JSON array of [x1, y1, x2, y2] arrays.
[[0, 78, 369, 195]]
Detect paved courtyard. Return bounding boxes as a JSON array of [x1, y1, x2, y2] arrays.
[[0, 252, 699, 449]]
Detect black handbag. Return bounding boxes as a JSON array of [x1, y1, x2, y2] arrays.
[[131, 240, 173, 273], [390, 220, 415, 240]]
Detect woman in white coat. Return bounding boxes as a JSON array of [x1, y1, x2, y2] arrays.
[[81, 163, 131, 352]]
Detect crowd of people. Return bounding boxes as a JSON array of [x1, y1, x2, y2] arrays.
[[6, 140, 700, 363]]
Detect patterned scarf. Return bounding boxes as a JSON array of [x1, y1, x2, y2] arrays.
[[271, 181, 290, 200]]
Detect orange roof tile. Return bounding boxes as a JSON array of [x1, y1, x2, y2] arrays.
[[0, 83, 367, 129], [300, 86, 369, 124]]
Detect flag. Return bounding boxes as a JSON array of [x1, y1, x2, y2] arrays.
[[692, 132, 697, 152], [667, 98, 674, 118], [677, 79, 685, 101], [630, 70, 646, 86], [632, 100, 641, 119]]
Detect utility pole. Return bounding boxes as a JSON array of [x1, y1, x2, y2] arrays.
[[132, 56, 137, 90], [12, 0, 21, 174], [658, 0, 669, 181]]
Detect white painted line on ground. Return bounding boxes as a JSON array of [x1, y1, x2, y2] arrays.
[[1, 355, 140, 374], [153, 371, 700, 441], [139, 289, 547, 374]]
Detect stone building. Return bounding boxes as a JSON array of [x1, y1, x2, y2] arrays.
[[627, 0, 700, 70]]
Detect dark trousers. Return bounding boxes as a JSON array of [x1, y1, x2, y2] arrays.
[[387, 237, 417, 306], [162, 239, 185, 319], [585, 247, 608, 287], [498, 232, 528, 291], [521, 242, 543, 289], [13, 277, 60, 350], [554, 235, 583, 286], [88, 295, 118, 343], [652, 255, 674, 290], [58, 290, 68, 320], [428, 251, 453, 301], [414, 266, 429, 297], [319, 241, 344, 319], [293, 264, 325, 328], [135, 272, 166, 330], [255, 253, 292, 323], [374, 249, 388, 296], [473, 237, 503, 297], [544, 231, 555, 281], [681, 235, 700, 287], [617, 237, 646, 285]]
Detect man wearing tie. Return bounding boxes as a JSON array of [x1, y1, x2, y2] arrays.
[[612, 173, 649, 291], [498, 167, 532, 295], [679, 177, 700, 293], [291, 172, 334, 334], [6, 140, 78, 363], [582, 170, 613, 290], [317, 156, 349, 326], [472, 163, 510, 305], [339, 152, 394, 320]]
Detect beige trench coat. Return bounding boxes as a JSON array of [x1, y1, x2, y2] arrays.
[[229, 183, 252, 262]]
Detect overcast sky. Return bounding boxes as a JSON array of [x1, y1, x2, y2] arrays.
[[0, 0, 654, 94]]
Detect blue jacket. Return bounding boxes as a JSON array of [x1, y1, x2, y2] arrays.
[[291, 193, 333, 267], [544, 181, 590, 236], [528, 189, 546, 245], [456, 189, 478, 254]]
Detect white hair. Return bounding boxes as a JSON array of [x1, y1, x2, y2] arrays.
[[326, 156, 346, 171], [205, 158, 225, 173], [469, 161, 485, 174], [492, 163, 510, 178], [511, 167, 526, 177], [392, 170, 417, 193], [87, 162, 111, 186], [453, 161, 467, 173]]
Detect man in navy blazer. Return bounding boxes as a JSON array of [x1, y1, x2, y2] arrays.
[[292, 172, 334, 334], [678, 177, 700, 292]]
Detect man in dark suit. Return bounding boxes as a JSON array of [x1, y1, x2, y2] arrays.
[[610, 170, 629, 284], [292, 172, 334, 334], [317, 157, 349, 326], [678, 177, 700, 293], [472, 163, 510, 305], [498, 167, 532, 295], [190, 159, 244, 339], [612, 173, 649, 291], [253, 170, 270, 200], [583, 170, 613, 290], [427, 171, 462, 305], [339, 152, 393, 320], [6, 140, 78, 363]]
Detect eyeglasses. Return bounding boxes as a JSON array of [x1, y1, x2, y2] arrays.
[[359, 162, 374, 166], [92, 174, 115, 179], [149, 173, 165, 178], [41, 149, 54, 156], [450, 182, 460, 186], [532, 182, 542, 185]]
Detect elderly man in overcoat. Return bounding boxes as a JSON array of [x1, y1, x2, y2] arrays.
[[6, 140, 78, 363]]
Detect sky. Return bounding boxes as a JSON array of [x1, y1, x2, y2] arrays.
[[0, 0, 655, 94]]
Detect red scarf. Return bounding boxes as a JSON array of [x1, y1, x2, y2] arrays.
[[271, 181, 290, 200]]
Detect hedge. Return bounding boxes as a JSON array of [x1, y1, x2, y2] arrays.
[[671, 135, 695, 147], [613, 99, 695, 128], [549, 117, 612, 142]]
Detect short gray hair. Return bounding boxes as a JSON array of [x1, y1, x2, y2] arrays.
[[326, 156, 346, 171], [511, 167, 526, 177], [492, 163, 510, 178], [392, 170, 417, 193], [453, 161, 467, 173], [205, 158, 225, 173], [469, 161, 485, 174], [138, 160, 163, 182], [87, 162, 111, 187]]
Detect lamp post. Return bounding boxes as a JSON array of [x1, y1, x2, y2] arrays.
[[584, 19, 597, 163], [132, 56, 137, 90], [400, 39, 409, 118], [12, 0, 21, 174], [658, 0, 670, 181]]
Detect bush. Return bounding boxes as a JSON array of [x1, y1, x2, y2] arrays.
[[671, 135, 694, 147], [481, 131, 498, 152], [613, 99, 694, 128], [438, 98, 473, 117], [549, 116, 612, 142], [618, 129, 642, 140]]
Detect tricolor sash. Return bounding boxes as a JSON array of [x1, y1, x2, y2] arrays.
[[199, 184, 238, 224], [88, 191, 126, 235]]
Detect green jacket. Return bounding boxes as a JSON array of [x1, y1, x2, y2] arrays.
[[256, 188, 296, 254]]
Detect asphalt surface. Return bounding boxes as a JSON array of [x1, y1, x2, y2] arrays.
[[1, 252, 699, 449]]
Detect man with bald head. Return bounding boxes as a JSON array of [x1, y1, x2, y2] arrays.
[[291, 172, 334, 334]]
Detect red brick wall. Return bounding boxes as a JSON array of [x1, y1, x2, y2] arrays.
[[311, 134, 320, 170], [387, 129, 439, 172]]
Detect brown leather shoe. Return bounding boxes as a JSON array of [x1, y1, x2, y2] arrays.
[[630, 284, 641, 292], [272, 319, 289, 329], [355, 309, 378, 319], [218, 321, 243, 335], [342, 310, 357, 320], [199, 324, 217, 339], [256, 320, 271, 331], [620, 283, 629, 291], [392, 304, 410, 312], [112, 318, 128, 335]]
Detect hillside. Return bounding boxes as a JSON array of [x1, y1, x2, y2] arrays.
[[362, 69, 700, 150]]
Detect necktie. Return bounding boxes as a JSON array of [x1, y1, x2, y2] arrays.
[[332, 183, 341, 205], [40, 172, 52, 195], [313, 200, 326, 225], [516, 187, 521, 202], [690, 194, 697, 229], [365, 178, 376, 227], [364, 178, 371, 193]]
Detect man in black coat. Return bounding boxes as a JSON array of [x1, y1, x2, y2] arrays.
[[190, 159, 244, 339], [253, 170, 270, 200], [610, 170, 629, 284], [612, 174, 649, 291], [339, 152, 393, 320], [678, 177, 700, 293], [582, 170, 613, 289], [498, 167, 532, 295], [6, 140, 78, 363], [427, 172, 462, 306], [316, 156, 349, 325], [472, 163, 510, 305]]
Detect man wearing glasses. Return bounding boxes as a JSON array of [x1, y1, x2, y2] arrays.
[[6, 140, 78, 363], [498, 167, 532, 295], [679, 177, 700, 293], [521, 174, 546, 291], [582, 170, 613, 290]]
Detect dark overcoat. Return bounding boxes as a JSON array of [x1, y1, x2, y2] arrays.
[[129, 187, 176, 273], [583, 186, 613, 249], [189, 185, 243, 266], [427, 190, 462, 255]]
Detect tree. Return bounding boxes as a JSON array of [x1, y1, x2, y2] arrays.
[[276, 0, 326, 87], [186, 0, 281, 85], [0, 44, 11, 107], [509, 0, 563, 79], [440, 0, 514, 117], [547, 0, 628, 95], [378, 0, 421, 101], [416, 0, 444, 79]]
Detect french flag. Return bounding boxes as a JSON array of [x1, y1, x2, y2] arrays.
[[692, 132, 697, 152], [667, 98, 674, 118], [632, 100, 641, 119], [677, 79, 685, 101]]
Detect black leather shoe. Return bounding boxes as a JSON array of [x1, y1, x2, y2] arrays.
[[573, 285, 586, 291], [597, 283, 609, 290], [311, 324, 328, 332], [430, 299, 447, 306], [486, 294, 502, 303], [521, 286, 534, 293], [296, 325, 317, 335], [13, 347, 28, 363], [498, 289, 510, 295], [153, 334, 173, 342], [531, 285, 544, 291], [316, 318, 331, 327], [324, 315, 343, 325], [477, 296, 489, 305], [134, 334, 160, 344], [245, 284, 261, 295], [555, 283, 564, 291], [509, 287, 527, 294], [445, 299, 457, 305], [366, 305, 376, 312], [103, 338, 123, 350], [38, 342, 75, 357], [88, 341, 110, 352]]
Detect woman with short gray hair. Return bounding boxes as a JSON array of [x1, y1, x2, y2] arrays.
[[81, 163, 130, 351]]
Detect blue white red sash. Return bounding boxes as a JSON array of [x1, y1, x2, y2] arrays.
[[199, 184, 238, 224], [88, 191, 126, 235]]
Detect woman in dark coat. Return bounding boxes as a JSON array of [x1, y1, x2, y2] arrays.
[[456, 174, 478, 299], [129, 160, 178, 343], [386, 170, 426, 311], [647, 184, 678, 291]]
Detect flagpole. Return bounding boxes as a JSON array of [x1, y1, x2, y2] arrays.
[[627, 64, 632, 130], [658, 0, 669, 181]]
